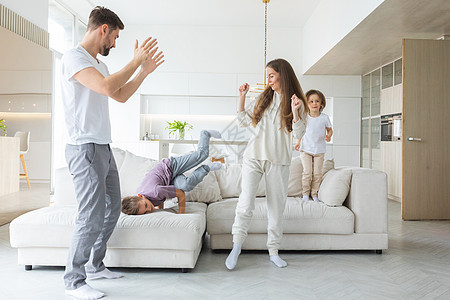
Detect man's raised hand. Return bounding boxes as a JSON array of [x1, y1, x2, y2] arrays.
[[134, 37, 158, 65], [141, 47, 165, 75]]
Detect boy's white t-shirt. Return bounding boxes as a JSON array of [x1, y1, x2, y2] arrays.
[[300, 113, 332, 155], [61, 45, 111, 145]]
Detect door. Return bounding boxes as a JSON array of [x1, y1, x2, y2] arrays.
[[402, 39, 450, 220]]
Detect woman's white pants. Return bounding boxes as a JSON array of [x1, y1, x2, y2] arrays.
[[232, 157, 290, 256]]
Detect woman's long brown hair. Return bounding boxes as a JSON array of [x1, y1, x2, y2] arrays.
[[252, 58, 307, 132]]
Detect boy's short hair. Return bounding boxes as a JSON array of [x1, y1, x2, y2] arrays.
[[87, 6, 124, 31], [305, 89, 326, 113], [121, 196, 142, 215]]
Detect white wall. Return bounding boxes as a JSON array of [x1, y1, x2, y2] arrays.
[[302, 0, 384, 74], [0, 0, 49, 30], [102, 24, 302, 78], [105, 23, 303, 162], [296, 76, 361, 167], [0, 25, 53, 181]]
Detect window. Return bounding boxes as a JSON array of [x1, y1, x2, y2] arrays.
[[48, 0, 74, 53], [76, 19, 87, 44], [48, 0, 87, 175], [382, 63, 393, 89]]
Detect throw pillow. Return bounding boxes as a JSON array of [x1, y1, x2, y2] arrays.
[[288, 156, 303, 197], [318, 169, 352, 206], [214, 163, 266, 198], [214, 164, 242, 198], [111, 147, 126, 171], [185, 167, 222, 203], [119, 151, 158, 198], [322, 158, 335, 177], [288, 157, 335, 197]]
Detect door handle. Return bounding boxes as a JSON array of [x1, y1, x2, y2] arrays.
[[407, 137, 422, 141]]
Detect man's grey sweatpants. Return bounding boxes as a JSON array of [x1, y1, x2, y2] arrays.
[[170, 130, 211, 191], [64, 143, 121, 290]]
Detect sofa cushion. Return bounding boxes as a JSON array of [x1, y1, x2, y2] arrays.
[[185, 168, 222, 203], [319, 169, 352, 206], [287, 156, 303, 197], [111, 147, 126, 170], [215, 157, 335, 198], [322, 159, 335, 176], [206, 197, 354, 235], [214, 164, 266, 198], [53, 167, 77, 206], [119, 151, 158, 198], [53, 148, 130, 206], [10, 202, 207, 251]]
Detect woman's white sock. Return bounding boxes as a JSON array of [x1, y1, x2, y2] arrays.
[[65, 284, 104, 299], [225, 243, 242, 270], [270, 255, 287, 268]]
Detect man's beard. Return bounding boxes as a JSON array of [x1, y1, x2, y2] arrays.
[[101, 45, 111, 56]]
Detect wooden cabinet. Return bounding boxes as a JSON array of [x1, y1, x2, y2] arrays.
[[380, 141, 402, 200], [378, 59, 403, 201], [361, 69, 381, 169], [0, 137, 19, 196]]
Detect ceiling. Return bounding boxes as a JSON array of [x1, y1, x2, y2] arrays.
[[64, 0, 449, 76], [305, 0, 450, 75], [84, 0, 319, 27]]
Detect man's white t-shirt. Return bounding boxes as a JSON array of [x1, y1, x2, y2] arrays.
[[61, 45, 111, 145], [300, 113, 332, 155]]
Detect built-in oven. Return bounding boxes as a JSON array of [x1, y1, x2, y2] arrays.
[[381, 113, 402, 141]]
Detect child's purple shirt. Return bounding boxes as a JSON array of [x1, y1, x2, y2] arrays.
[[136, 158, 176, 206]]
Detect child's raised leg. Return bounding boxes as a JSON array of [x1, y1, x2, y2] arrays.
[[169, 130, 221, 178], [172, 165, 210, 192]]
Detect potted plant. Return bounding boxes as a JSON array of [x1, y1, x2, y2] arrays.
[[165, 120, 193, 140], [0, 119, 6, 136]]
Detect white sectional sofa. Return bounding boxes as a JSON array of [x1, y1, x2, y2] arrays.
[[10, 148, 388, 273], [208, 166, 388, 252]]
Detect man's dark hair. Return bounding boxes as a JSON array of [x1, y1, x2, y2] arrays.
[[87, 6, 124, 31]]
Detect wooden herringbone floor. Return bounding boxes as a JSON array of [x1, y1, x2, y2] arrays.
[[0, 200, 449, 299]]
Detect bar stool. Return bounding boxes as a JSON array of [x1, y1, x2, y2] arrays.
[[14, 131, 31, 189]]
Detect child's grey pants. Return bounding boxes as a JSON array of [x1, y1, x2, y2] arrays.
[[64, 144, 121, 290], [232, 157, 290, 256], [170, 130, 211, 192]]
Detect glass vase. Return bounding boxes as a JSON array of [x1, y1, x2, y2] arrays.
[[178, 128, 185, 140]]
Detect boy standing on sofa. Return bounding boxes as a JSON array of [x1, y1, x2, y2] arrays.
[[122, 130, 223, 215], [60, 6, 164, 299]]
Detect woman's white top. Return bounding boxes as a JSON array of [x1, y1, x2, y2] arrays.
[[238, 92, 306, 165], [299, 113, 332, 155]]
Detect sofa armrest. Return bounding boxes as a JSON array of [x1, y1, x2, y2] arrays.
[[342, 167, 388, 234]]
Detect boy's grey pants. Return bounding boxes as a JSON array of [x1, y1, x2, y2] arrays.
[[170, 130, 211, 191], [64, 144, 121, 290]]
